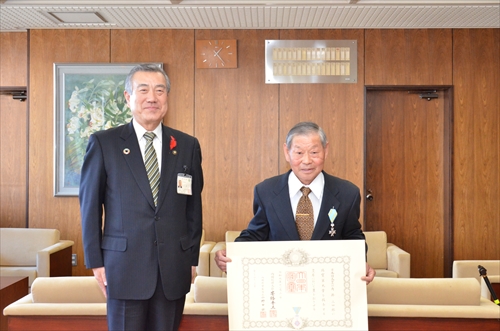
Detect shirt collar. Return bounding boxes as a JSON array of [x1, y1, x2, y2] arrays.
[[133, 119, 163, 143], [288, 171, 324, 200]]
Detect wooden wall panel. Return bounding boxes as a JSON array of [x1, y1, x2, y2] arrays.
[[28, 30, 111, 276], [14, 27, 500, 276], [453, 29, 500, 261], [0, 32, 27, 86], [365, 29, 452, 86], [195, 30, 280, 241], [0, 32, 28, 228], [278, 29, 366, 223], [110, 30, 195, 135]]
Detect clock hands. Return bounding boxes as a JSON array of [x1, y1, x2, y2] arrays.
[[213, 47, 223, 56], [213, 48, 225, 66]]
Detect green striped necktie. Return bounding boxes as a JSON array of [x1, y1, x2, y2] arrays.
[[144, 132, 160, 206]]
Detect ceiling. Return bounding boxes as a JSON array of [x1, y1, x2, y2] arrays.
[[0, 0, 499, 32]]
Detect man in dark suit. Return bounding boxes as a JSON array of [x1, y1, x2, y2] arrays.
[[215, 121, 375, 283], [80, 64, 203, 330]]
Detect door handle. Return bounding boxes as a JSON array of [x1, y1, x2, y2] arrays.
[[366, 189, 373, 201]]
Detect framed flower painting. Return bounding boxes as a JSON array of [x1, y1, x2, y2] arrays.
[[54, 63, 162, 196]]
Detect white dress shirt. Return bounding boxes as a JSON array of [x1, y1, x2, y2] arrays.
[[133, 120, 163, 173], [288, 171, 324, 226]]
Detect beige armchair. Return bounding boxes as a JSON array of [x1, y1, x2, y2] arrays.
[[196, 230, 216, 278], [452, 260, 500, 301], [0, 228, 74, 286], [364, 231, 410, 278], [209, 230, 410, 278]]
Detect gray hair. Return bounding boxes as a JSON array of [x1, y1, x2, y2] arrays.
[[285, 122, 328, 149], [125, 63, 171, 94]]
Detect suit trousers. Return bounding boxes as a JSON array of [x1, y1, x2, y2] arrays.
[[107, 270, 186, 331]]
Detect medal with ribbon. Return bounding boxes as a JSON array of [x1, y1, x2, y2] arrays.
[[328, 207, 337, 237]]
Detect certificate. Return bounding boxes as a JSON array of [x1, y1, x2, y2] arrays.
[[226, 240, 368, 330]]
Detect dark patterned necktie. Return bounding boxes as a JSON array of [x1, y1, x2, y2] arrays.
[[296, 186, 314, 240], [144, 132, 160, 206]]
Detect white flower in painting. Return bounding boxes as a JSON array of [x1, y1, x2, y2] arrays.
[[66, 116, 81, 134], [68, 90, 81, 112], [77, 105, 88, 119], [107, 99, 119, 115], [80, 126, 93, 139], [88, 103, 104, 128]]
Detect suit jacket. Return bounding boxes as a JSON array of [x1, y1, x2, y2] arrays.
[[79, 121, 203, 301], [236, 170, 365, 243]]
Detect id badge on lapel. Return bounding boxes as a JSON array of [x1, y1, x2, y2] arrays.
[[177, 173, 192, 195]]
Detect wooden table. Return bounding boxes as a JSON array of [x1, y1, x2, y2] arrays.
[[0, 277, 29, 331]]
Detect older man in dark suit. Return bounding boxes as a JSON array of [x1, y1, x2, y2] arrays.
[[215, 121, 375, 283], [80, 64, 203, 331]]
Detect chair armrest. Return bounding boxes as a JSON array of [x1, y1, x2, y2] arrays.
[[197, 241, 216, 277], [193, 276, 228, 303], [36, 240, 74, 277], [209, 242, 227, 277], [386, 243, 411, 278]]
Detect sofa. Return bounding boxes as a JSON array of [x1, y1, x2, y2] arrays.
[[4, 276, 228, 331], [182, 276, 500, 331], [0, 228, 74, 286], [209, 230, 411, 278], [184, 276, 228, 316], [3, 276, 107, 331], [453, 260, 500, 301], [4, 275, 499, 331]]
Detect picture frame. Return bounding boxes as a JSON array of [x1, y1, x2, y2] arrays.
[[53, 63, 163, 196]]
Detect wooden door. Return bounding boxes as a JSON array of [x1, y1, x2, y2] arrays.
[[365, 89, 452, 278]]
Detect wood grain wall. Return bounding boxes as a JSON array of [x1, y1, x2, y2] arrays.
[[194, 29, 280, 236], [0, 32, 28, 229], [28, 30, 111, 276], [364, 29, 455, 277], [279, 29, 365, 198], [1, 28, 498, 277], [453, 29, 499, 262], [365, 29, 452, 85]]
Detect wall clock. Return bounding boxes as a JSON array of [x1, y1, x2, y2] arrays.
[[196, 39, 238, 69]]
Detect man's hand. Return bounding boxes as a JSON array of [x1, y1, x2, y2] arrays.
[[93, 267, 107, 297], [214, 249, 232, 273], [361, 263, 376, 285]]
